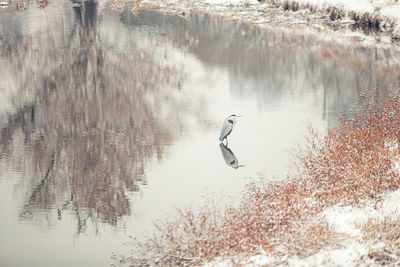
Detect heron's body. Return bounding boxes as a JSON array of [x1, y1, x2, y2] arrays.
[[219, 114, 240, 144]]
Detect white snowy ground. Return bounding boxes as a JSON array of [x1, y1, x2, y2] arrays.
[[139, 0, 400, 41], [206, 0, 400, 33], [289, 190, 400, 266], [263, 0, 400, 37]]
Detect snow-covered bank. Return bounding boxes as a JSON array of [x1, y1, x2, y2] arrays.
[[136, 0, 400, 42], [262, 0, 400, 39], [203, 189, 400, 266], [288, 190, 400, 266]]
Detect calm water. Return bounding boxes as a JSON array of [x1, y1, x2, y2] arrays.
[[1, 1, 400, 266]]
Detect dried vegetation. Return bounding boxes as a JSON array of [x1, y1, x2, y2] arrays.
[[110, 0, 142, 13], [362, 218, 400, 265], [122, 92, 400, 266]]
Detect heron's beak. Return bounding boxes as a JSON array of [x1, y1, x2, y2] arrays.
[[236, 164, 245, 168], [236, 115, 243, 118]]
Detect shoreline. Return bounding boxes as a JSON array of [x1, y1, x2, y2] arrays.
[[125, 0, 400, 47]]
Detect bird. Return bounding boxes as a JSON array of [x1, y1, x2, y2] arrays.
[[219, 143, 245, 169], [219, 114, 242, 145]]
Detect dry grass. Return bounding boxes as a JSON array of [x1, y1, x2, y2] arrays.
[[360, 217, 400, 265], [110, 0, 142, 14], [123, 92, 400, 266]]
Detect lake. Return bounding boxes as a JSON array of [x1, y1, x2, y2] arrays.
[[1, 1, 400, 266]]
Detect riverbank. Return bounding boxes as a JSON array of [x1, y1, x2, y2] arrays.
[[120, 0, 400, 44], [118, 92, 400, 266], [261, 0, 400, 39]]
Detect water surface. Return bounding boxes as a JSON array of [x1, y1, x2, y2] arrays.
[[1, 1, 400, 266]]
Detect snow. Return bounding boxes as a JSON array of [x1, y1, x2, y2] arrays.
[[286, 0, 400, 36], [288, 243, 368, 267], [292, 0, 375, 14], [379, 190, 400, 217], [381, 5, 400, 19], [322, 205, 378, 238], [200, 0, 400, 37], [380, 5, 400, 33], [202, 258, 234, 267], [322, 190, 400, 238], [271, 0, 400, 16], [204, 0, 259, 5], [293, 190, 400, 266], [146, 0, 400, 42], [248, 254, 275, 265]]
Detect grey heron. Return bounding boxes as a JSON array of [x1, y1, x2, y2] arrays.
[[219, 143, 245, 169], [219, 114, 242, 145]]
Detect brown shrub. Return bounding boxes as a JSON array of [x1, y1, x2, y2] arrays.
[[299, 93, 400, 205]]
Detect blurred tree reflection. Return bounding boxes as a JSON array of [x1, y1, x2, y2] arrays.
[[0, 1, 181, 232]]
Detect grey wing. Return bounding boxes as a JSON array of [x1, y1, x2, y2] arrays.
[[219, 120, 233, 141]]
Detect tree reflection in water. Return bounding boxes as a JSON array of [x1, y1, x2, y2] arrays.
[[1, 0, 400, 237], [0, 1, 183, 233]]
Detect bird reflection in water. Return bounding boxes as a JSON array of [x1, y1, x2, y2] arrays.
[[219, 143, 245, 169]]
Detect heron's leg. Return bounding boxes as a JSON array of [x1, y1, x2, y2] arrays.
[[226, 137, 228, 146]]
